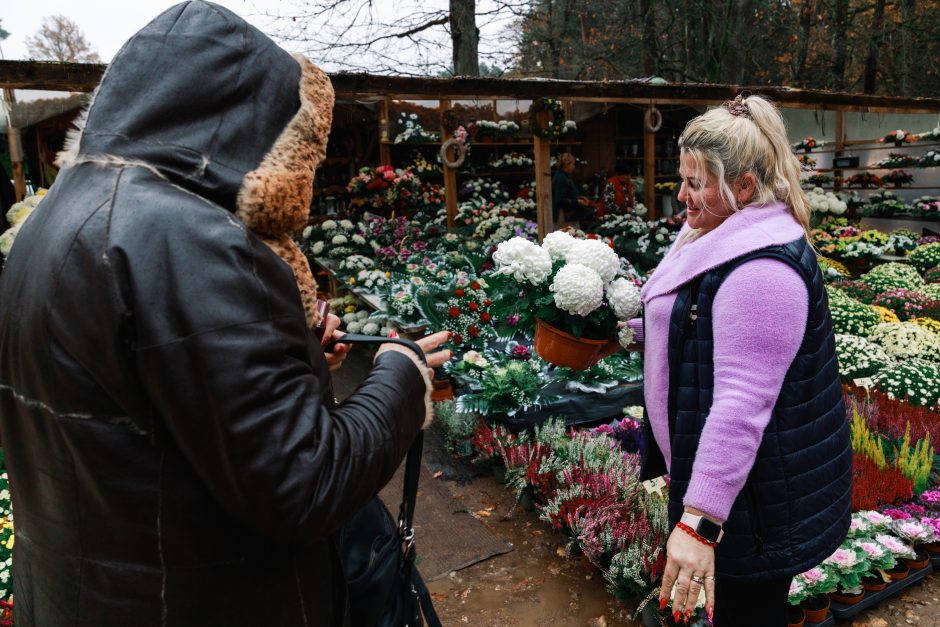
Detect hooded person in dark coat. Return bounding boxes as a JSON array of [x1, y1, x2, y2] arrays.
[[0, 2, 449, 625]]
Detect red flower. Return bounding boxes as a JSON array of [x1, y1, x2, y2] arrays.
[[448, 307, 460, 318], [471, 282, 480, 290], [455, 289, 465, 297], [484, 299, 492, 306], [587, 233, 598, 240], [469, 302, 479, 311], [453, 334, 463, 344], [468, 326, 479, 337]]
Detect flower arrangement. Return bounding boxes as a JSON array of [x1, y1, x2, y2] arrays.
[[887, 228, 919, 255], [846, 172, 884, 188], [807, 187, 847, 215], [487, 152, 534, 171], [418, 277, 496, 349], [861, 262, 924, 293], [872, 288, 940, 321], [409, 154, 443, 181], [352, 269, 390, 292], [393, 112, 439, 143], [872, 359, 940, 408], [653, 181, 677, 193], [0, 189, 46, 260], [792, 137, 818, 152], [346, 166, 422, 212], [919, 149, 940, 167], [458, 178, 511, 204], [817, 257, 851, 281], [875, 152, 920, 169], [488, 231, 641, 344], [883, 170, 915, 187], [805, 173, 833, 187], [862, 188, 909, 217], [827, 291, 883, 336], [798, 154, 816, 169], [835, 334, 894, 381], [907, 243, 940, 274], [455, 358, 550, 416], [911, 197, 940, 219], [528, 97, 575, 140], [881, 129, 918, 145], [337, 254, 375, 274]]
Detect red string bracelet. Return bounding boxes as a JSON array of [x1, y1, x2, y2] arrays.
[[676, 521, 719, 548]]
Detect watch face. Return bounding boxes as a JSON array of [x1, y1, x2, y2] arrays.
[[698, 517, 722, 542]]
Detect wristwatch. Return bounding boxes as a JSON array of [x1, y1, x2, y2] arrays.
[[680, 512, 724, 544]]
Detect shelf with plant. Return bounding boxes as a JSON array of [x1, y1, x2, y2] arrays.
[[392, 111, 440, 143]]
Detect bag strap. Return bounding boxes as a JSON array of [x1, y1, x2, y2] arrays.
[[324, 332, 441, 626]]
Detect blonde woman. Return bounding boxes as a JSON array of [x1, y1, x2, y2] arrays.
[[628, 95, 851, 625]]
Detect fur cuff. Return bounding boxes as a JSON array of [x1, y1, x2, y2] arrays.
[[380, 347, 434, 430]]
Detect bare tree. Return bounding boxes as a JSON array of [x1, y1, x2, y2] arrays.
[[264, 0, 524, 76], [25, 15, 100, 63]]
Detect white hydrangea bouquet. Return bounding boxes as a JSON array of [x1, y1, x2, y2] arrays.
[[807, 187, 847, 215], [486, 231, 641, 369]]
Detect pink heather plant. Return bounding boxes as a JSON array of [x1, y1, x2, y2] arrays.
[[883, 508, 912, 520]]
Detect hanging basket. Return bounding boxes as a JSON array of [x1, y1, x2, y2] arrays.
[[534, 318, 619, 370]]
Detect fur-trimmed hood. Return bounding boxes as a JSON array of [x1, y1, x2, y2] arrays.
[[57, 0, 332, 327]]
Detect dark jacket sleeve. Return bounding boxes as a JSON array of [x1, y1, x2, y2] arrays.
[[552, 171, 581, 215], [124, 202, 429, 544]]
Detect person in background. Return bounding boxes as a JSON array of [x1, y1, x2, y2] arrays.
[[603, 161, 635, 215], [0, 2, 449, 625], [552, 152, 591, 223], [627, 95, 850, 626]]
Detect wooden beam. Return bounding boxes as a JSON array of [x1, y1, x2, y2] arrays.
[[3, 60, 940, 114], [3, 89, 26, 201], [533, 135, 553, 240], [439, 99, 458, 232], [644, 116, 656, 219]]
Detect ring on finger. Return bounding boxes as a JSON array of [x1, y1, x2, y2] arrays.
[[691, 575, 704, 585]]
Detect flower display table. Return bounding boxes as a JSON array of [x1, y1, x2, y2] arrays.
[[828, 563, 933, 621]]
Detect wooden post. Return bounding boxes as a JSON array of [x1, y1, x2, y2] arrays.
[[3, 89, 26, 201], [644, 118, 656, 219], [439, 99, 458, 231], [378, 98, 391, 166], [534, 135, 553, 240], [834, 110, 845, 192]]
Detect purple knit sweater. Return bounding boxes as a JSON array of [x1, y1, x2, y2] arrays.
[[629, 202, 809, 522]]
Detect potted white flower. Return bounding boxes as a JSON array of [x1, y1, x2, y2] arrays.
[[487, 231, 641, 369]]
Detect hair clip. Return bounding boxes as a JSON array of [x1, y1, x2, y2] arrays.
[[723, 95, 751, 119]]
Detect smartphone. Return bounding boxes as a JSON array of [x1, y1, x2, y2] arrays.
[[313, 299, 330, 344]]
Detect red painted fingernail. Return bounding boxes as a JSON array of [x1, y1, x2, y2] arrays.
[[673, 611, 681, 623], [659, 597, 668, 611], [685, 610, 692, 618], [708, 607, 714, 622], [447, 331, 453, 339]]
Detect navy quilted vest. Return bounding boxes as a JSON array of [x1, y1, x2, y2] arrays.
[[642, 237, 852, 581]]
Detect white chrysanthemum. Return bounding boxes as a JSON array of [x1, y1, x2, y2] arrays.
[[346, 321, 363, 334], [311, 241, 324, 255], [362, 322, 380, 335], [551, 263, 604, 316], [567, 238, 621, 283], [321, 220, 337, 230], [542, 231, 577, 261], [606, 278, 642, 320], [618, 325, 635, 349], [492, 237, 553, 285], [356, 310, 370, 320], [331, 234, 348, 245], [302, 226, 313, 239], [342, 313, 358, 325], [352, 234, 366, 245], [339, 220, 354, 229]]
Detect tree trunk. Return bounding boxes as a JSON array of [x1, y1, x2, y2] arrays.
[[449, 0, 479, 76], [831, 0, 849, 91], [792, 0, 814, 87], [640, 0, 658, 76], [863, 0, 887, 94], [900, 0, 916, 96], [723, 0, 754, 85]]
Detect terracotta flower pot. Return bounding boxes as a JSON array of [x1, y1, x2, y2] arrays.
[[924, 542, 940, 555], [431, 377, 454, 402], [534, 318, 619, 370], [887, 563, 910, 581], [830, 590, 865, 605], [862, 574, 887, 592], [904, 549, 930, 571], [800, 595, 830, 623], [786, 605, 806, 627]]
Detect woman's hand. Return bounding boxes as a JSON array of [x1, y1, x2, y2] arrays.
[[374, 330, 453, 375], [659, 521, 716, 623], [321, 314, 350, 372]]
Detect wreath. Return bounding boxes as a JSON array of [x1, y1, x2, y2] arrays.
[[644, 106, 662, 133], [440, 138, 468, 169], [528, 97, 566, 139]]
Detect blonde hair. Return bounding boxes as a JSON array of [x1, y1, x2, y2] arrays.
[[676, 95, 811, 245], [557, 152, 576, 169]]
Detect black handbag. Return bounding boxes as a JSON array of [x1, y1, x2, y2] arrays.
[[330, 334, 442, 627]]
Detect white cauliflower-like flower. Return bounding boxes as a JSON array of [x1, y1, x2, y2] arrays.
[[312, 241, 325, 255], [342, 313, 358, 325], [551, 263, 604, 316], [492, 237, 553, 285], [567, 238, 621, 283], [321, 220, 337, 230], [346, 321, 363, 334], [356, 310, 370, 320], [362, 322, 380, 335], [618, 325, 635, 349], [302, 226, 313, 239], [352, 234, 366, 245], [606, 278, 642, 320], [542, 231, 577, 261], [339, 219, 355, 229], [331, 234, 348, 245]]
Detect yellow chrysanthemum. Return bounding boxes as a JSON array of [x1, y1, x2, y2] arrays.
[[911, 317, 940, 335], [872, 305, 901, 323], [819, 256, 850, 277], [36, 188, 48, 196], [344, 305, 356, 313]]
